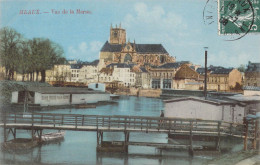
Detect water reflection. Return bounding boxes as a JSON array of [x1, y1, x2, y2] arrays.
[[0, 96, 243, 165]]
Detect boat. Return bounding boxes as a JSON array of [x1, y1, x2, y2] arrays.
[[35, 131, 65, 142], [110, 94, 120, 99]]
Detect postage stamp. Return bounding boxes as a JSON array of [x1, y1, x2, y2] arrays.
[[218, 0, 260, 40]]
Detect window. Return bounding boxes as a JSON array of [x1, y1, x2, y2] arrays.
[[49, 96, 56, 100], [163, 79, 171, 89], [152, 79, 161, 89], [42, 96, 48, 100], [57, 96, 62, 99], [63, 96, 69, 99]]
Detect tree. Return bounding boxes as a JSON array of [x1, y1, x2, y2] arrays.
[[237, 64, 245, 73], [17, 40, 31, 81], [28, 38, 65, 82], [0, 27, 22, 80]]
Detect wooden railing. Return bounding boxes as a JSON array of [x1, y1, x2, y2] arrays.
[[1, 112, 253, 137]]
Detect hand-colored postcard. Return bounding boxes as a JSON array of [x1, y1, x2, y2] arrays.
[[0, 0, 260, 165]]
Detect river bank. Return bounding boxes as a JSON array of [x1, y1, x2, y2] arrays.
[[113, 87, 162, 98]]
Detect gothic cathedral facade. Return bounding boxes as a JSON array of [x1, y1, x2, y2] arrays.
[[99, 24, 175, 66]]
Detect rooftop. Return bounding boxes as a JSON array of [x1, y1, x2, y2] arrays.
[[17, 87, 107, 94], [243, 86, 260, 91], [227, 95, 260, 102], [70, 64, 83, 69], [211, 68, 233, 74], [106, 63, 135, 68], [100, 41, 168, 54], [164, 97, 243, 106], [155, 62, 182, 69], [246, 62, 260, 72]]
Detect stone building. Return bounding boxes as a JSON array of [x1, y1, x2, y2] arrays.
[[244, 62, 260, 87], [207, 68, 242, 91], [173, 64, 204, 90], [99, 24, 175, 66], [99, 63, 136, 87], [132, 66, 150, 89], [149, 62, 182, 89], [46, 64, 71, 83]]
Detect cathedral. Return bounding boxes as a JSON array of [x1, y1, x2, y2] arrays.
[[99, 24, 175, 66]]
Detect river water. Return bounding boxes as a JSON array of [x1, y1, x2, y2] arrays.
[[0, 96, 243, 165]]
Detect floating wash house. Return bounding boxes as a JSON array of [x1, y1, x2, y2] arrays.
[[11, 87, 110, 106], [164, 97, 247, 124]]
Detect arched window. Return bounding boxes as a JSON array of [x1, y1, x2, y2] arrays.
[[124, 54, 132, 62]]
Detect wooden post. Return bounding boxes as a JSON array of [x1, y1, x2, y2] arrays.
[[61, 114, 64, 125], [14, 113, 16, 123], [75, 116, 77, 129], [125, 117, 127, 131], [41, 114, 43, 124], [216, 121, 221, 151], [53, 115, 56, 128], [96, 116, 98, 130], [124, 131, 129, 153], [253, 119, 258, 149], [39, 129, 43, 142], [32, 113, 34, 127], [3, 112, 7, 142], [31, 129, 34, 142], [244, 118, 248, 151], [141, 119, 143, 130], [82, 115, 85, 126], [169, 120, 172, 134], [3, 128, 7, 142], [14, 128, 16, 139], [189, 121, 194, 157], [97, 131, 100, 146], [101, 131, 103, 145], [146, 119, 148, 133], [108, 117, 110, 129]]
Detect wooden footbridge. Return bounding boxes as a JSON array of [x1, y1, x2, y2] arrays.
[[1, 112, 259, 155]]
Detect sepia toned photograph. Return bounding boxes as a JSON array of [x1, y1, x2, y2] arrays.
[[0, 0, 259, 164]]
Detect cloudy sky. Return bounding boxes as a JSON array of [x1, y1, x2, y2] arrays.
[[1, 0, 260, 67]]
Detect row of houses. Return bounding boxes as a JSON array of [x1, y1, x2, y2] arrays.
[[2, 60, 259, 92]]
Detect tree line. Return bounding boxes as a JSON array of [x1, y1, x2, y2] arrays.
[[0, 27, 66, 82]]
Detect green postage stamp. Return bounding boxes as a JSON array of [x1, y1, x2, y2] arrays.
[[218, 0, 260, 36]]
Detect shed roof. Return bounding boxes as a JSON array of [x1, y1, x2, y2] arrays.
[[164, 97, 245, 106], [17, 87, 107, 94], [226, 95, 260, 103]]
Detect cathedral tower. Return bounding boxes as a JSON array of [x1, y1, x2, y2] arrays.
[[109, 24, 126, 44]]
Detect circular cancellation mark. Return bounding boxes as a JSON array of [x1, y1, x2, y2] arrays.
[[203, 0, 255, 41]]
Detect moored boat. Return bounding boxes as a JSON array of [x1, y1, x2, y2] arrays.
[[35, 131, 65, 142]]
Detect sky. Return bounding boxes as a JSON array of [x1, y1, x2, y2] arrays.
[[0, 0, 260, 68]]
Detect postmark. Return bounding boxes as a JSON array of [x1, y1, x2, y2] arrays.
[[203, 0, 218, 26], [203, 0, 260, 41], [218, 0, 256, 41]]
